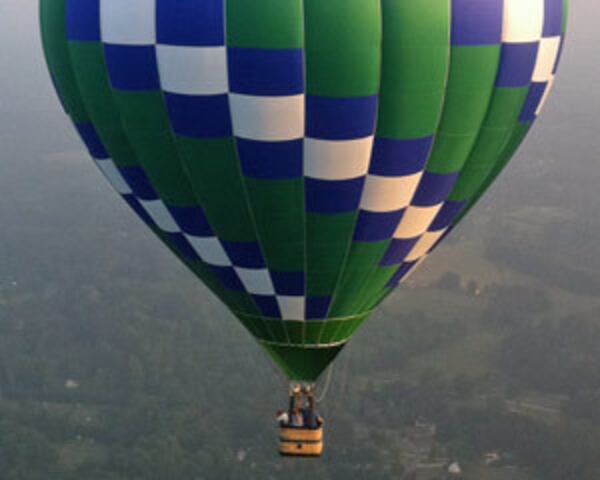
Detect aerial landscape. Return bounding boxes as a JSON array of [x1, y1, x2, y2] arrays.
[[1, 1, 599, 479]]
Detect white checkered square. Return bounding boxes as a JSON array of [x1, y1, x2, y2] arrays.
[[277, 296, 306, 321], [100, 0, 156, 45], [185, 236, 232, 267], [94, 159, 132, 195], [304, 137, 373, 180], [394, 205, 443, 240], [229, 94, 305, 141], [139, 199, 179, 233], [157, 45, 229, 95], [532, 37, 561, 82], [360, 173, 423, 213], [405, 229, 447, 262], [503, 0, 544, 43], [235, 268, 275, 295]]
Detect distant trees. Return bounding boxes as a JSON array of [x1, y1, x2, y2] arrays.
[[435, 272, 462, 291], [436, 404, 600, 480], [0, 419, 58, 480], [357, 310, 464, 374], [565, 390, 600, 424], [500, 317, 600, 393], [485, 235, 600, 296], [483, 284, 550, 329]]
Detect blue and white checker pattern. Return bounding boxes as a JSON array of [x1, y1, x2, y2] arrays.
[[384, 0, 566, 287], [77, 120, 301, 318], [377, 0, 503, 274], [226, 32, 306, 320], [343, 137, 433, 253], [370, 0, 506, 272], [304, 96, 378, 214], [303, 95, 378, 322], [155, 0, 233, 139], [354, 138, 432, 244], [369, 0, 501, 270], [75, 122, 190, 238], [378, 168, 458, 267], [98, 0, 309, 321], [518, 0, 564, 122]]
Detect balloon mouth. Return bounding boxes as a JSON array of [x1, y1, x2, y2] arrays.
[[235, 312, 371, 381], [261, 343, 346, 382]]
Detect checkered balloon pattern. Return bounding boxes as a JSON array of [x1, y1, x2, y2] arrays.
[[41, 0, 568, 381]]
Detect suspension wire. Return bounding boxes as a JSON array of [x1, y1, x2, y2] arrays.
[[317, 349, 341, 423], [315, 363, 335, 403]]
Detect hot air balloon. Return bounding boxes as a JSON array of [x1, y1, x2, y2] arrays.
[[40, 0, 568, 456]]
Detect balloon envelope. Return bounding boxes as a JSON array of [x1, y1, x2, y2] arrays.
[[41, 0, 568, 381]]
